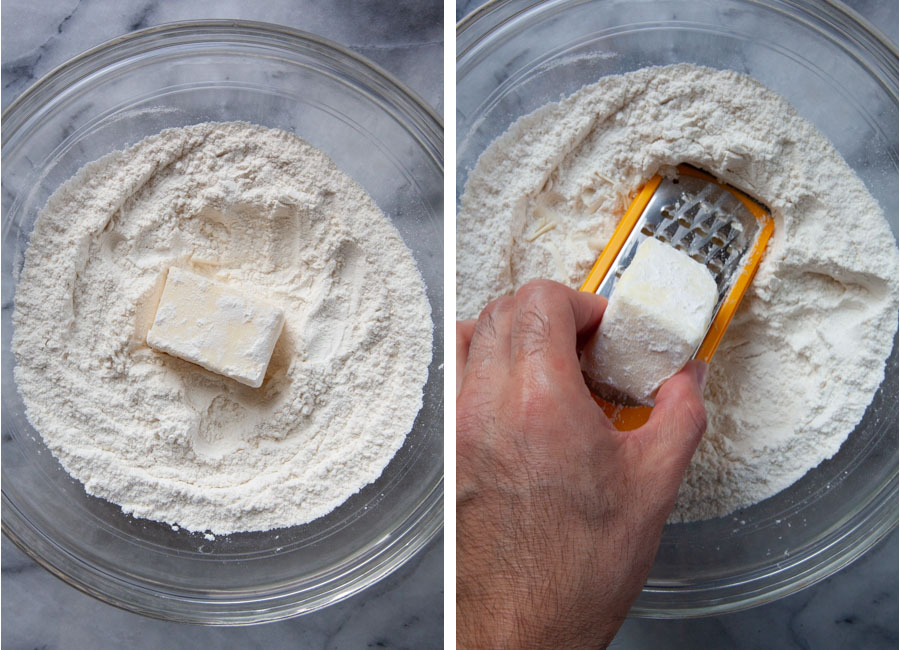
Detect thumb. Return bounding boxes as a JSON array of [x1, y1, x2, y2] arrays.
[[636, 360, 709, 475]]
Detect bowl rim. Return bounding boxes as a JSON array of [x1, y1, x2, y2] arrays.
[[455, 0, 897, 619], [458, 0, 898, 58], [4, 18, 443, 135], [457, 0, 898, 100], [1, 19, 443, 624]]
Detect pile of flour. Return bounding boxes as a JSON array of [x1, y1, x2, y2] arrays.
[[14, 122, 432, 535], [457, 64, 898, 522]]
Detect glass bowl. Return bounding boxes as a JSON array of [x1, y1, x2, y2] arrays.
[[2, 21, 443, 624], [457, 0, 897, 617]]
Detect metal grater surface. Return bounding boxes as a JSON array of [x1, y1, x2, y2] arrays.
[[593, 173, 763, 318]]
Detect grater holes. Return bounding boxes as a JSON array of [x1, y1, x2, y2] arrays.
[[678, 230, 695, 249], [711, 246, 732, 268], [683, 202, 702, 222], [640, 224, 655, 237]]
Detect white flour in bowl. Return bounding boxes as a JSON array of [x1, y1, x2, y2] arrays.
[[457, 64, 898, 522], [13, 122, 432, 535]]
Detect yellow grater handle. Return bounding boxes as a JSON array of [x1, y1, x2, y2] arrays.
[[580, 175, 662, 294]]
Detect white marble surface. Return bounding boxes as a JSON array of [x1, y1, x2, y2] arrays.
[[2, 1, 442, 648], [2, 0, 442, 115], [611, 529, 898, 649], [457, 0, 897, 43], [456, 1, 898, 649]]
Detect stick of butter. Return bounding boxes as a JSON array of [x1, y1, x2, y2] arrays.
[[581, 237, 717, 405], [146, 268, 285, 388]]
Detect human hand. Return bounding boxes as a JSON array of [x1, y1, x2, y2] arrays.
[[456, 280, 708, 649]]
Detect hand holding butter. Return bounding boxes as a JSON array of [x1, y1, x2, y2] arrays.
[[580, 238, 717, 405]]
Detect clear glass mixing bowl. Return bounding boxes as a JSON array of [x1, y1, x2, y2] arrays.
[[458, 0, 897, 617], [2, 21, 443, 624]]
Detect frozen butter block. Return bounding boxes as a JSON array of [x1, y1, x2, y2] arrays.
[[581, 237, 717, 405], [147, 268, 285, 388]]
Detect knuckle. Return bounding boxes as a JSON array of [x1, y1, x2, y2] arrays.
[[684, 398, 708, 437], [470, 297, 512, 350], [470, 311, 499, 349], [472, 313, 495, 342], [480, 294, 513, 319], [654, 393, 708, 461], [512, 283, 562, 361], [515, 279, 560, 307], [658, 379, 709, 439], [517, 304, 550, 335], [511, 307, 551, 359]]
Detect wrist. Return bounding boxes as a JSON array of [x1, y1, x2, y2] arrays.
[[457, 568, 620, 649]]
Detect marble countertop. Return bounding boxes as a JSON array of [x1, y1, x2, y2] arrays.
[[1, 1, 442, 649], [457, 1, 898, 649], [3, 1, 898, 649]]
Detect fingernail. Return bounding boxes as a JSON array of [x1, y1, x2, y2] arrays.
[[693, 362, 709, 391]]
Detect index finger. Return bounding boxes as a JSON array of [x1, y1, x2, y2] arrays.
[[510, 280, 607, 377]]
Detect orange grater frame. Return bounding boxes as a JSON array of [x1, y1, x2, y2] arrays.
[[580, 165, 774, 430]]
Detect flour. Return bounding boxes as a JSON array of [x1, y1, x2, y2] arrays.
[[457, 64, 898, 522], [13, 121, 432, 535]]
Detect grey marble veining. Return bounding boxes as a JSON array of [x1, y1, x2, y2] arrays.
[[611, 529, 898, 650], [3, 535, 443, 649], [2, 0, 443, 115], [456, 1, 898, 649], [456, 0, 898, 44], [2, 1, 442, 649]]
